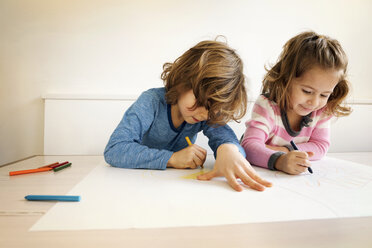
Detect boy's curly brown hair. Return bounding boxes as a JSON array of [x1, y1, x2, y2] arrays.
[[162, 39, 247, 125]]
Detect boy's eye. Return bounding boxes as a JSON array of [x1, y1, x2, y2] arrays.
[[320, 94, 329, 98], [302, 89, 311, 94]]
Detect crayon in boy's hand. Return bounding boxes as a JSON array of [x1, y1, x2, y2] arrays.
[[185, 136, 203, 169]]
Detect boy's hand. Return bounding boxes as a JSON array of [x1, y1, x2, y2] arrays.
[[275, 151, 314, 174], [167, 144, 207, 169], [197, 144, 272, 192]]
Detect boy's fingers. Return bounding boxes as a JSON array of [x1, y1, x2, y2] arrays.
[[197, 169, 244, 192], [237, 171, 265, 191], [225, 173, 243, 192], [192, 155, 202, 167], [197, 170, 217, 181], [243, 166, 273, 187], [194, 149, 206, 162]]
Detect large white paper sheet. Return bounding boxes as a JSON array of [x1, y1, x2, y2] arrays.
[[31, 156, 372, 231]]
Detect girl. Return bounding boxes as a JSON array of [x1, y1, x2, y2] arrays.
[[104, 39, 272, 191], [241, 31, 351, 175]]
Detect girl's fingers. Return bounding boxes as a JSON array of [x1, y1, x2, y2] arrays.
[[295, 158, 311, 169], [295, 165, 307, 173], [307, 151, 314, 157], [293, 151, 309, 158]]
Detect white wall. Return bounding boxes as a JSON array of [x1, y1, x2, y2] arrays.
[[43, 98, 372, 156], [1, 0, 372, 165]]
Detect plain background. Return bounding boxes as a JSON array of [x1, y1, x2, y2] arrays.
[[1, 0, 372, 166]]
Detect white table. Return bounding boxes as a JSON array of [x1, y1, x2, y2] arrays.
[[1, 153, 371, 248]]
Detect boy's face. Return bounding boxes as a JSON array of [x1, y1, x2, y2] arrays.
[[177, 90, 209, 124], [288, 66, 341, 117]]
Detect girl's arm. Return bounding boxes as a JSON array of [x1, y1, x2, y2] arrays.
[[296, 117, 331, 160], [240, 96, 285, 170], [104, 92, 172, 170], [241, 125, 285, 170]]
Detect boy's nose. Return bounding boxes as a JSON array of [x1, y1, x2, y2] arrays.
[[199, 108, 209, 121]]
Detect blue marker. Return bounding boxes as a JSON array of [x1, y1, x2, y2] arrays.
[[290, 140, 313, 174], [25, 195, 80, 202]]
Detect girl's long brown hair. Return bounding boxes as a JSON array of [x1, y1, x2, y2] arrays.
[[262, 31, 351, 117]]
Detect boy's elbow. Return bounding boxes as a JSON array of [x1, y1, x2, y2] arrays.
[[104, 149, 115, 167], [104, 146, 121, 167]]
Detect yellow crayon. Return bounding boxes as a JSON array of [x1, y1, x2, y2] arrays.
[[185, 136, 192, 146], [185, 136, 203, 168]]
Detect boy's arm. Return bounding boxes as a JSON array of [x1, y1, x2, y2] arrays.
[[201, 123, 245, 157], [198, 125, 272, 191], [104, 92, 172, 170], [198, 123, 272, 192]]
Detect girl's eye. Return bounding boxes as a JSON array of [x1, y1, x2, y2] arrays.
[[320, 94, 329, 98], [302, 89, 311, 94]]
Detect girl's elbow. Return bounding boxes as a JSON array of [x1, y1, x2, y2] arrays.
[[310, 142, 330, 160]]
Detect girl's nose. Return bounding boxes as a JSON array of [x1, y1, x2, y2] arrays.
[[307, 96, 319, 107]]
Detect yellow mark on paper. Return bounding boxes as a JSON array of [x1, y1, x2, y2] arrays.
[[181, 170, 209, 180]]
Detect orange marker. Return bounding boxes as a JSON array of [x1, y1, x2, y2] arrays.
[[9, 167, 52, 176]]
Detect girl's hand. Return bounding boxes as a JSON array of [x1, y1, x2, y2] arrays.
[[197, 144, 272, 192], [167, 144, 207, 169], [266, 144, 289, 153], [275, 151, 314, 174]]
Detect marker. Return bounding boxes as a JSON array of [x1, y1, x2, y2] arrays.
[[53, 162, 71, 172], [50, 161, 69, 169], [185, 136, 203, 168], [38, 162, 59, 169], [9, 167, 52, 176], [25, 195, 80, 202], [290, 140, 313, 174]]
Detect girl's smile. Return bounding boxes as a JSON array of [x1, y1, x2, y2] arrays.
[[288, 66, 342, 117]]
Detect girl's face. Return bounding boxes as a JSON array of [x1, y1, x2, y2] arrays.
[[176, 90, 209, 124], [288, 66, 341, 117]]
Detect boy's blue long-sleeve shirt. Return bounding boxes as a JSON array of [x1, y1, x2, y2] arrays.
[[104, 87, 245, 169]]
